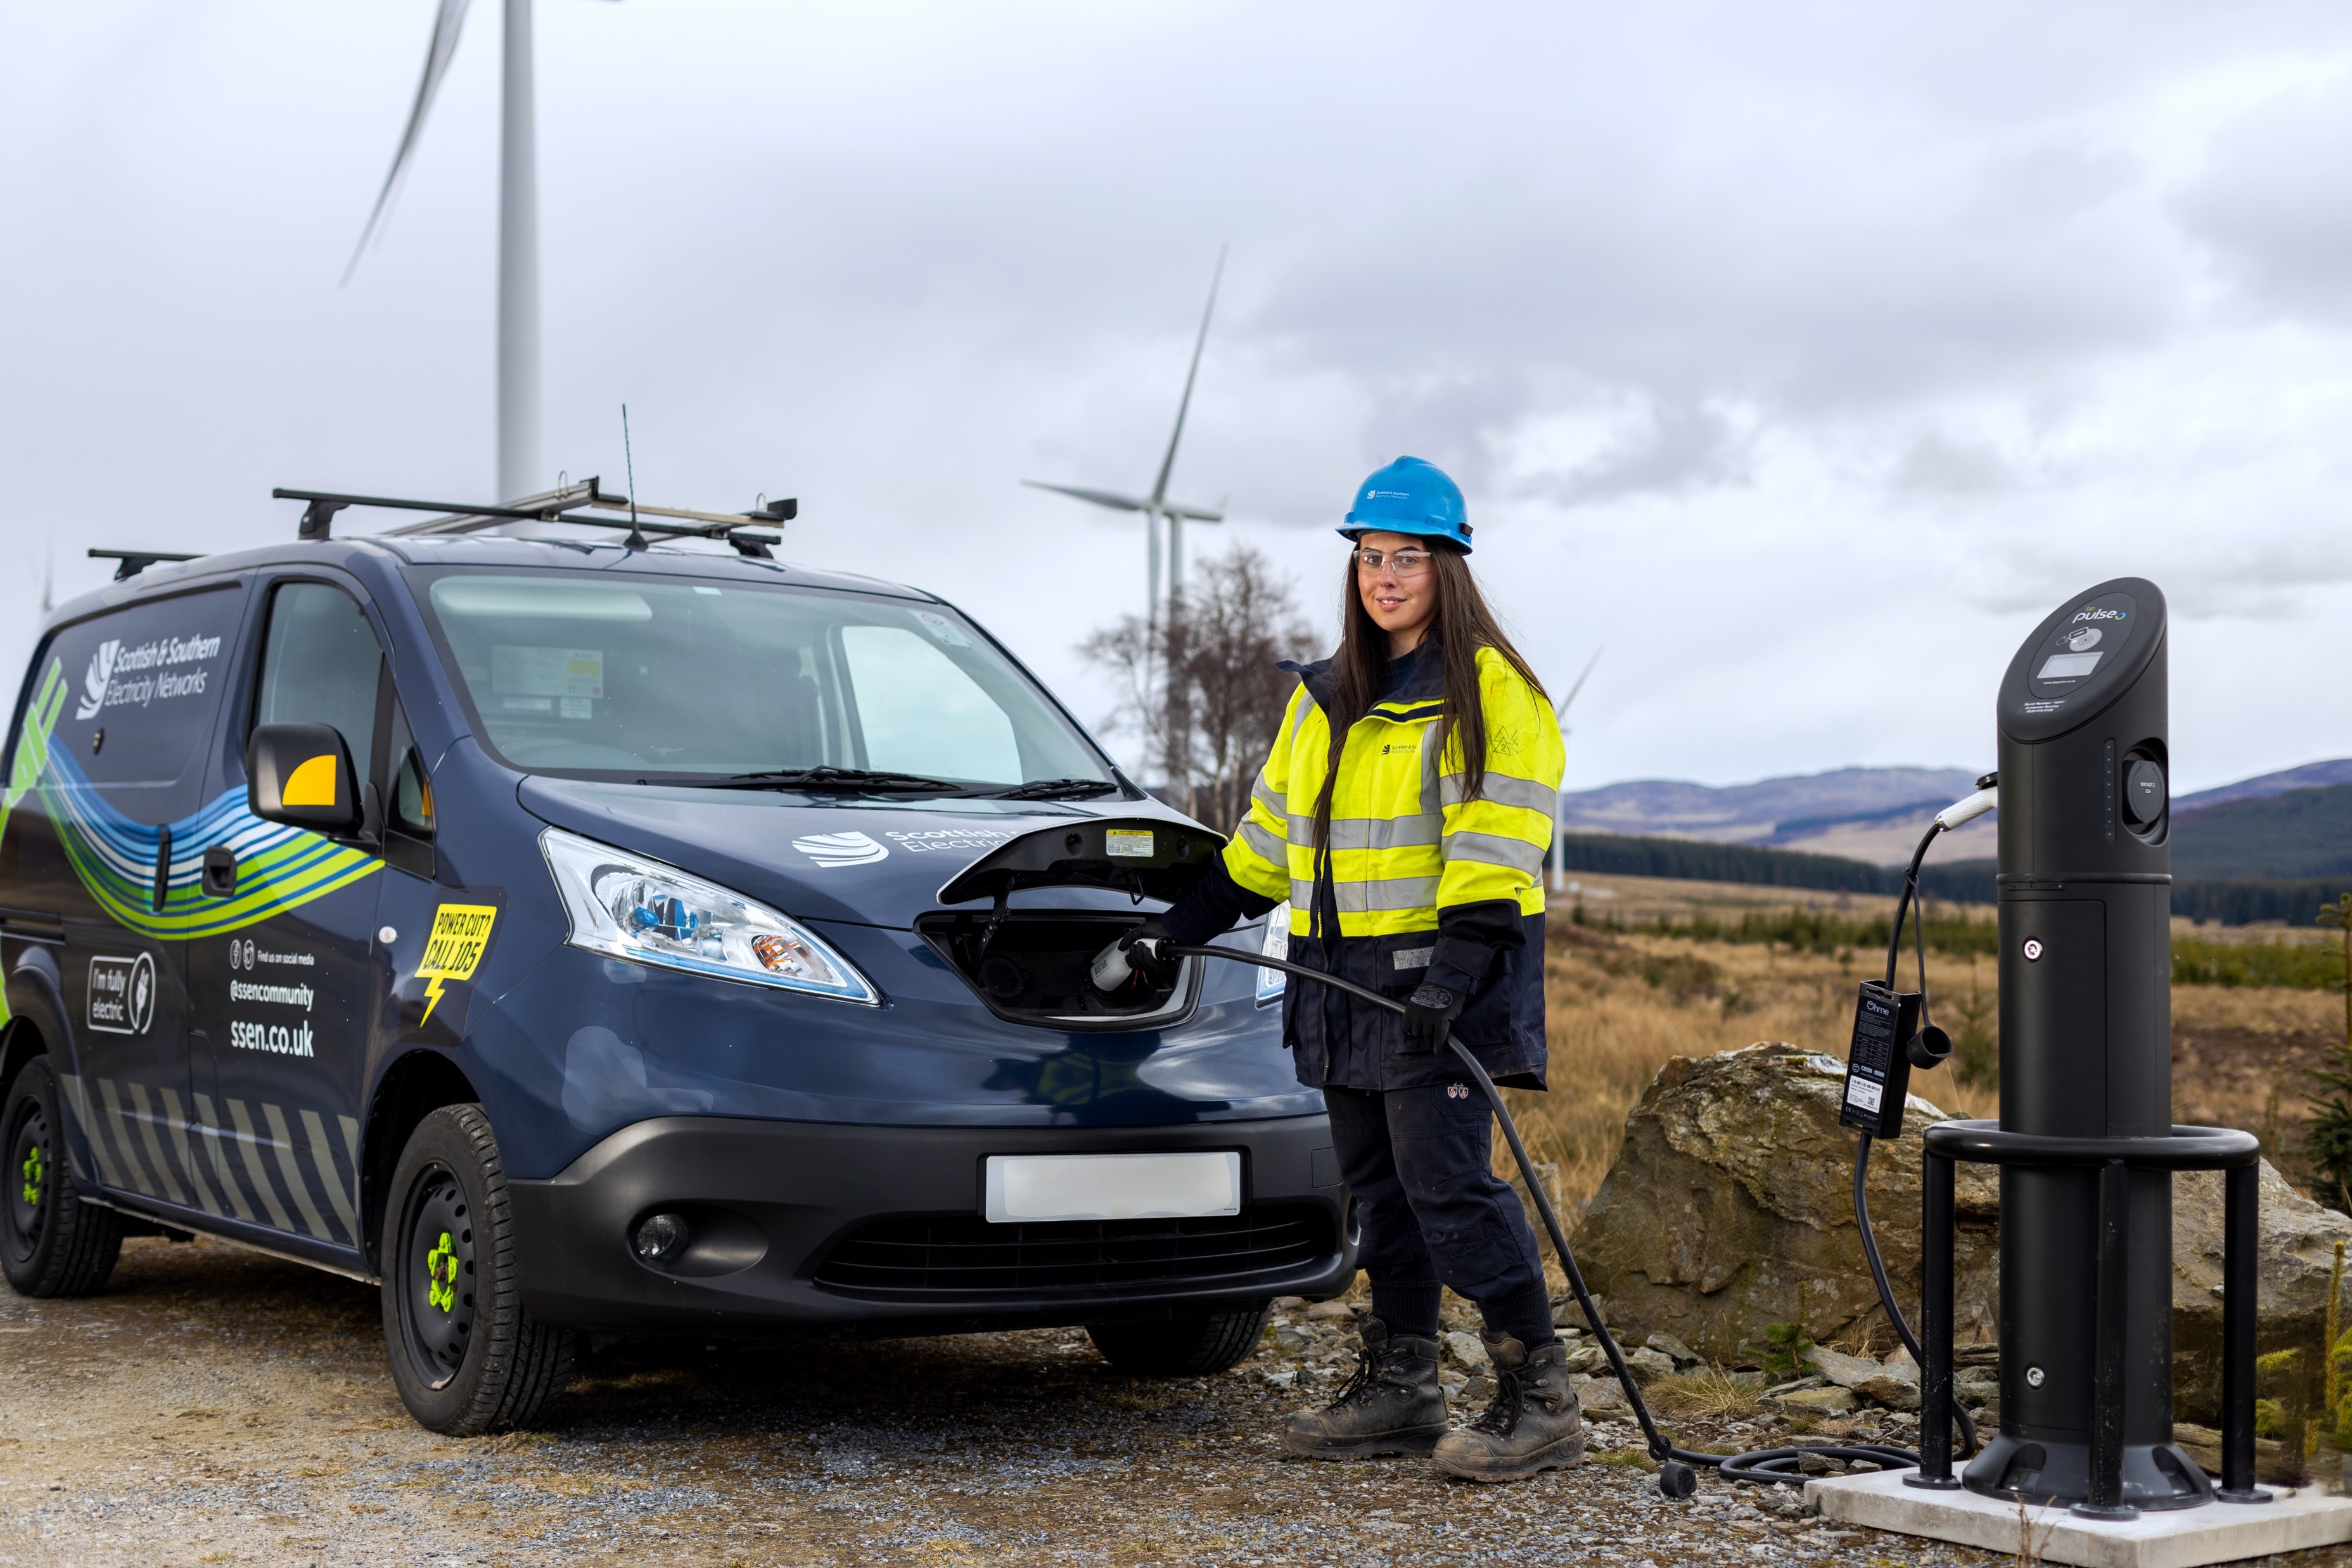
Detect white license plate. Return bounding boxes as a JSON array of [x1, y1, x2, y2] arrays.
[[984, 1152, 1241, 1223]]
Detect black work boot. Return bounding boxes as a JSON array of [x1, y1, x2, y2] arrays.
[[1279, 1317, 1448, 1459], [1432, 1334, 1585, 1482]]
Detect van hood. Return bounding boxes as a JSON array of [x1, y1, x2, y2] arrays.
[[515, 777, 1220, 928]]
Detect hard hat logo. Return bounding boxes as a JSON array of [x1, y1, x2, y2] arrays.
[[1339, 456, 1474, 553]]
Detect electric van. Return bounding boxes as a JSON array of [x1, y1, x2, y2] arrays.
[[0, 523, 1350, 1433]]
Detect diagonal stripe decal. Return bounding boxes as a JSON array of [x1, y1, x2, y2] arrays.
[[96, 1078, 155, 1197], [76, 1079, 368, 1251], [123, 1081, 188, 1208], [193, 1093, 257, 1225], [224, 1099, 296, 1234], [261, 1101, 332, 1242], [299, 1108, 358, 1242], [160, 1087, 222, 1218]]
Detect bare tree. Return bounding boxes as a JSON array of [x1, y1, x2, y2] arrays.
[[1080, 544, 1319, 828]]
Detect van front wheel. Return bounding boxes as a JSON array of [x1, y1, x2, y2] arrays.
[[381, 1104, 575, 1434], [1087, 1300, 1274, 1376]]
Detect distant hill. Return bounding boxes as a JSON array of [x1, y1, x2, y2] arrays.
[[1555, 757, 2352, 879], [2172, 783, 2352, 881], [2175, 760, 2352, 815]]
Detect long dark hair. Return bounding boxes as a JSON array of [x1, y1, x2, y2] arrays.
[[1310, 544, 1547, 847]]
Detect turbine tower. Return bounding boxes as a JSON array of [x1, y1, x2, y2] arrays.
[[347, 0, 591, 502], [1548, 649, 1602, 892], [1026, 248, 1228, 631]]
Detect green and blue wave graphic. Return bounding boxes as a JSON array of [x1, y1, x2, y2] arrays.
[[5, 659, 380, 945]]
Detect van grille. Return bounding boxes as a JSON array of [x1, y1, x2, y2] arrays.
[[813, 1206, 1331, 1297]]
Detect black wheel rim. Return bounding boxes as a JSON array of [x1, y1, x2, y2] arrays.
[[397, 1161, 476, 1391], [4, 1095, 48, 1265]]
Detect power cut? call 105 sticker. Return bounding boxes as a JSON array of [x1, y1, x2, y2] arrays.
[[1105, 829, 1154, 858], [416, 903, 499, 1024]]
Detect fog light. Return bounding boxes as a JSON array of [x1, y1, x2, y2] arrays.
[[634, 1211, 691, 1265]]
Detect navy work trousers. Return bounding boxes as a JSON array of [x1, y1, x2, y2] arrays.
[[1324, 1076, 1545, 1324]]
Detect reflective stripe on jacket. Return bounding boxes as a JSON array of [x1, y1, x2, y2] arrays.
[[1221, 644, 1564, 938]]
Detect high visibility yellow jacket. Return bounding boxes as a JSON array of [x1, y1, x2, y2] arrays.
[[1172, 640, 1561, 1091], [1222, 644, 1564, 938]]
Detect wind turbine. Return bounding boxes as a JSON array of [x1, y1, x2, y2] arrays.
[[345, 0, 605, 502], [1025, 248, 1229, 630], [1548, 648, 1602, 893]]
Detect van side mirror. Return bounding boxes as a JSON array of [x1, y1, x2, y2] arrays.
[[247, 722, 362, 834]]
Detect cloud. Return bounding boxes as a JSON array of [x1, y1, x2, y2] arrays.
[[5, 1, 2352, 796]]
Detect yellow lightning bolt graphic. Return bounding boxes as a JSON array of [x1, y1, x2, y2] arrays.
[[420, 972, 452, 1025]]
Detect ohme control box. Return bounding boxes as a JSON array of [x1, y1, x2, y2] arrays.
[[1839, 981, 1922, 1138]]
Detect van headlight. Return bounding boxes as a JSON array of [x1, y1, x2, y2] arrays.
[[539, 828, 879, 1004]]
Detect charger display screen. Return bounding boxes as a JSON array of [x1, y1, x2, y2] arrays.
[[2021, 590, 2137, 714]]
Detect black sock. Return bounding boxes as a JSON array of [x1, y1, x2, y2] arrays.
[[1480, 1281, 1558, 1349], [1370, 1284, 1442, 1340]]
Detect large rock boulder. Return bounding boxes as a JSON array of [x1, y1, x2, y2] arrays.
[[1572, 1043, 2000, 1364], [2174, 1161, 2352, 1424], [1573, 1042, 2352, 1425]]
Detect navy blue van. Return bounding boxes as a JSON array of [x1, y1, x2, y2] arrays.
[[0, 510, 1352, 1434]]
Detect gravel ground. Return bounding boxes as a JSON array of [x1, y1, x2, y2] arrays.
[[6, 1236, 2350, 1568]]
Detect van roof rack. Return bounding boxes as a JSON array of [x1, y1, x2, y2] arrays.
[[270, 480, 797, 559], [89, 548, 203, 581]]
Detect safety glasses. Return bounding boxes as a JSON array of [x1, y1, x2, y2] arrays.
[[1352, 548, 1435, 577]]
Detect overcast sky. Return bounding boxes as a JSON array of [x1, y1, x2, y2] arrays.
[[5, 1, 2350, 794]]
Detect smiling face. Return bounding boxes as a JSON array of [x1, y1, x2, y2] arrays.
[[1353, 530, 1441, 656]]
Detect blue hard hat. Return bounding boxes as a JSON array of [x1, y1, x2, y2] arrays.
[[1339, 456, 1472, 552]]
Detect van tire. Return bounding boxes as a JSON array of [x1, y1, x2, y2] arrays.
[[1087, 1299, 1274, 1376], [381, 1104, 575, 1434], [1, 1055, 125, 1298]]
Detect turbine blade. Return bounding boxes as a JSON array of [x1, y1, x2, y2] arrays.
[[1556, 647, 1603, 718], [1022, 480, 1147, 513], [1147, 243, 1225, 507], [343, 0, 474, 286], [1165, 502, 1224, 521]]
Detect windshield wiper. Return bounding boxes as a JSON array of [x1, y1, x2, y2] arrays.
[[992, 777, 1122, 801], [711, 767, 966, 793]]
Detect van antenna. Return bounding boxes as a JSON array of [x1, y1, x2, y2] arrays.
[[620, 405, 646, 550]]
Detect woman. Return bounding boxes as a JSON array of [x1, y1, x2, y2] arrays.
[[1123, 456, 1573, 1483]]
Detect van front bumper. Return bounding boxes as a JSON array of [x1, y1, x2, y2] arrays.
[[508, 1113, 1354, 1335]]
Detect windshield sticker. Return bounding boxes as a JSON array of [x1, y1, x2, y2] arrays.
[[884, 826, 1011, 855], [912, 612, 973, 649], [416, 904, 500, 1025], [1106, 829, 1154, 858], [87, 953, 157, 1036], [75, 632, 222, 722], [491, 646, 605, 699], [793, 830, 889, 869]]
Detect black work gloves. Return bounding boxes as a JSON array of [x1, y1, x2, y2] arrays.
[[1120, 916, 1177, 983], [1402, 982, 1464, 1050]]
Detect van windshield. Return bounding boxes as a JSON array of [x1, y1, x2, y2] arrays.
[[416, 571, 1114, 789]]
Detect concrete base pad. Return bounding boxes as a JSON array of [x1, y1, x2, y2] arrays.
[[1805, 1469, 2352, 1567]]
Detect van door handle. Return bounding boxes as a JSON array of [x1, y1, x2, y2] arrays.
[[201, 845, 237, 899], [153, 827, 172, 912]]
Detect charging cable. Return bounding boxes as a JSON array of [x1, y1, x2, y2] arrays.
[[1844, 776, 2000, 1465], [1139, 940, 1923, 1497]]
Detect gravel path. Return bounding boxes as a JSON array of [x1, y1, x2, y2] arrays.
[[4, 1236, 2348, 1568]]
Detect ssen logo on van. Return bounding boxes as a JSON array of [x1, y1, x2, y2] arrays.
[[793, 830, 889, 868], [86, 953, 157, 1036]]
